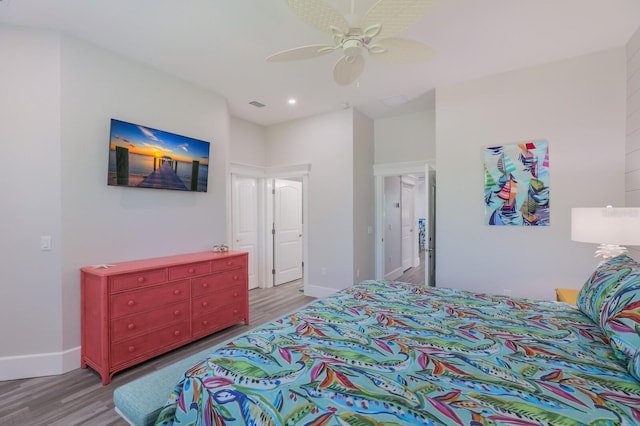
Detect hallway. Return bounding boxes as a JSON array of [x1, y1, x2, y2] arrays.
[[397, 252, 426, 285]]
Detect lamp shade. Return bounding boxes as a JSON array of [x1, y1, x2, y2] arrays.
[[571, 207, 640, 246]]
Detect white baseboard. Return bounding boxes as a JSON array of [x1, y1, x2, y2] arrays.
[[0, 346, 81, 381], [303, 284, 341, 298], [384, 267, 403, 281]]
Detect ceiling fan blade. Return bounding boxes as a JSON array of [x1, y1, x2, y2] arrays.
[[362, 0, 436, 38], [333, 55, 365, 86], [286, 0, 349, 34], [368, 37, 435, 64], [266, 44, 336, 62]]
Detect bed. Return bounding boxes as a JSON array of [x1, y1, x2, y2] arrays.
[[154, 255, 640, 425]]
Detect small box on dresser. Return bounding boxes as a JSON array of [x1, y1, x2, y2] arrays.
[[81, 251, 248, 384]]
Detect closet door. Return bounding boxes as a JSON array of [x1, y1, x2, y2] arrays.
[[273, 179, 303, 285], [232, 175, 258, 290]]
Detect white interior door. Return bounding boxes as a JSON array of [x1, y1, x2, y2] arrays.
[[274, 179, 303, 285], [232, 175, 258, 290], [401, 181, 415, 272]]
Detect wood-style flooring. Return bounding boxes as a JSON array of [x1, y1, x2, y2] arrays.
[[0, 280, 314, 426], [0, 264, 425, 426], [397, 252, 426, 285]]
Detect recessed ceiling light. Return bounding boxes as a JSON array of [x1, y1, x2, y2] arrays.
[[288, 98, 297, 105]]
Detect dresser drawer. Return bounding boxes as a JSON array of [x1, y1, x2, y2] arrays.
[[191, 270, 246, 297], [211, 256, 245, 273], [192, 285, 244, 315], [168, 261, 211, 281], [110, 300, 189, 342], [111, 321, 190, 367], [110, 268, 167, 293], [192, 303, 246, 336], [110, 280, 189, 318]]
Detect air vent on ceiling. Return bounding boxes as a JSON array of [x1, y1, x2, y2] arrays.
[[379, 95, 409, 107], [249, 101, 266, 108]]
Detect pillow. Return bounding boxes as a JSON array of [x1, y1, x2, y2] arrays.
[[576, 255, 635, 323], [598, 265, 640, 361], [629, 347, 640, 382]]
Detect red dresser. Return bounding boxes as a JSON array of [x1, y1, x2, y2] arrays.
[[80, 251, 248, 384]]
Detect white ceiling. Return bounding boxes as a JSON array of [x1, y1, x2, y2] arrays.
[[1, 0, 639, 126]]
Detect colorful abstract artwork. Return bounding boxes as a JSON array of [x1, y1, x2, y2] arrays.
[[484, 140, 549, 226]]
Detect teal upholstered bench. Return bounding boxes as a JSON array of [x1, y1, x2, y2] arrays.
[[113, 347, 213, 426]]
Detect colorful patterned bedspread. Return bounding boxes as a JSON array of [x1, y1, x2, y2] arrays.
[[156, 280, 640, 425]]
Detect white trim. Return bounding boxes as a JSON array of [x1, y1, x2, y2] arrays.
[[374, 176, 384, 279], [0, 346, 80, 381], [373, 160, 435, 176], [266, 163, 311, 178], [266, 178, 274, 288], [303, 284, 341, 298], [384, 266, 403, 281], [230, 162, 267, 177], [301, 174, 309, 292], [230, 162, 311, 179]]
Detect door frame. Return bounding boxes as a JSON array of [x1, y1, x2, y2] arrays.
[[229, 162, 310, 289], [374, 161, 435, 285]]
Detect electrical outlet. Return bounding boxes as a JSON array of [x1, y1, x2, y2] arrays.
[[321, 267, 326, 276], [503, 289, 512, 296]]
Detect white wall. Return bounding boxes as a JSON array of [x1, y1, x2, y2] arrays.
[[265, 109, 355, 296], [0, 28, 63, 367], [626, 27, 640, 260], [230, 116, 266, 166], [352, 109, 375, 283], [375, 109, 436, 164], [436, 48, 627, 300], [1, 28, 230, 380]]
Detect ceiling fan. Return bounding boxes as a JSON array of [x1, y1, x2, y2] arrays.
[[267, 0, 436, 85]]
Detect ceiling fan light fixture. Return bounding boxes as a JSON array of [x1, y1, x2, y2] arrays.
[[274, 0, 436, 85], [343, 39, 363, 57]]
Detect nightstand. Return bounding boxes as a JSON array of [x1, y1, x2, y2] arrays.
[[555, 288, 579, 304]]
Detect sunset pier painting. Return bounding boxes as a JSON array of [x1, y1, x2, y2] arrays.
[[108, 119, 210, 192]]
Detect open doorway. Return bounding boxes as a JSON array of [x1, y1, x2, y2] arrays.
[[374, 162, 436, 286], [382, 175, 420, 280]]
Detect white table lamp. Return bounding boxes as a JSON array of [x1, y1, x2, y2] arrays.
[[571, 206, 640, 262]]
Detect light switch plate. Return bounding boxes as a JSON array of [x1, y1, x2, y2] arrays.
[[41, 235, 52, 251]]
